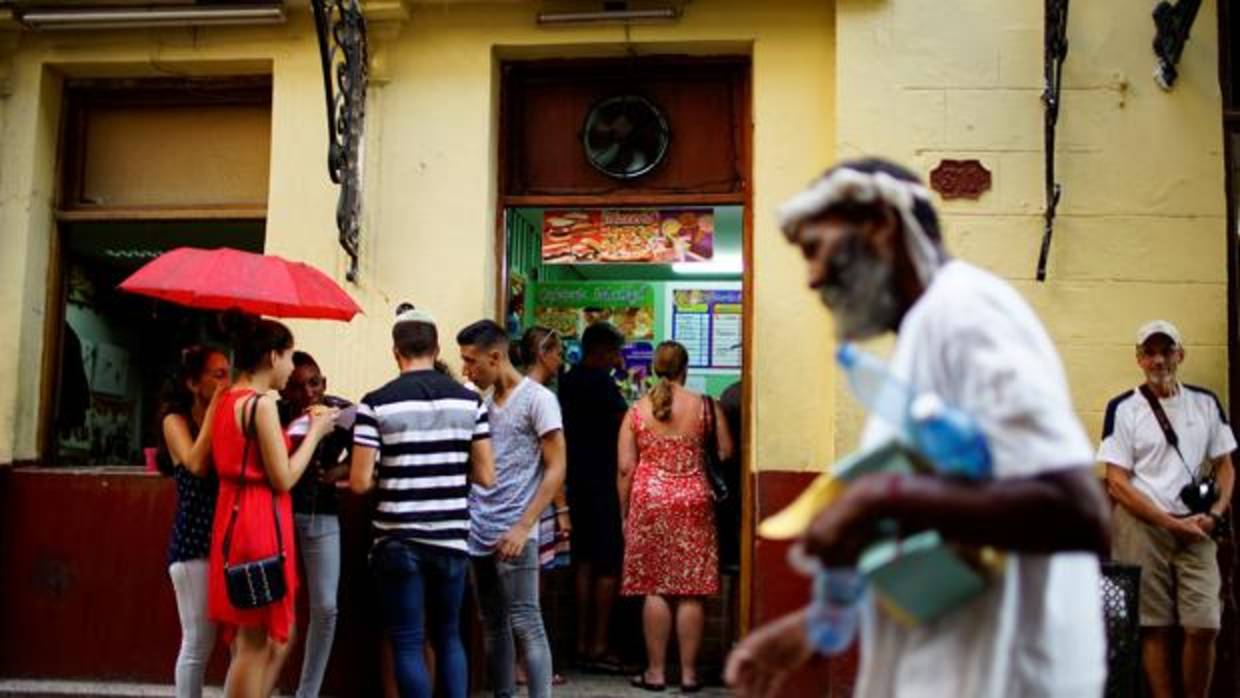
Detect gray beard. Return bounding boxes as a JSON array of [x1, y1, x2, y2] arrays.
[[818, 259, 902, 342]]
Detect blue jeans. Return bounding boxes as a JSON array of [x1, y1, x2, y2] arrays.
[[294, 514, 340, 698], [471, 540, 552, 698], [372, 539, 469, 698]]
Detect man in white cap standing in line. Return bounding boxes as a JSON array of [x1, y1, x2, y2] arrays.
[[1100, 319, 1236, 698]]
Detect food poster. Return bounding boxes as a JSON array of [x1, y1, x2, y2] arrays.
[[531, 282, 656, 341], [541, 209, 714, 264], [669, 286, 742, 370]]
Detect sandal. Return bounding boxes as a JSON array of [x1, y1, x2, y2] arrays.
[[630, 674, 667, 692], [680, 683, 703, 694]]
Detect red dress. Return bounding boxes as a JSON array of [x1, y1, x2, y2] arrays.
[[207, 389, 298, 644], [621, 402, 719, 597]]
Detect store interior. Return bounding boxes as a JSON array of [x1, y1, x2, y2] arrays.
[[504, 205, 744, 399]]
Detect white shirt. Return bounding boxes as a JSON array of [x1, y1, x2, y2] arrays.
[[856, 260, 1106, 698], [1096, 384, 1236, 516]]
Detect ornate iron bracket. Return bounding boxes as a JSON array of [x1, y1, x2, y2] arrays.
[[1036, 0, 1069, 282], [312, 0, 368, 282], [1152, 0, 1201, 90]]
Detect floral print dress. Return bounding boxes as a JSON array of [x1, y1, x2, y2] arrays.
[[621, 401, 719, 597]]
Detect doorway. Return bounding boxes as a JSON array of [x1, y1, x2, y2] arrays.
[[496, 56, 751, 687]]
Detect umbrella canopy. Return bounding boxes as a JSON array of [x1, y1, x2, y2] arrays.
[[118, 247, 362, 321]]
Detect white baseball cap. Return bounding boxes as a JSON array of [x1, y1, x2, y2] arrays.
[[394, 304, 436, 328], [1136, 319, 1182, 347]]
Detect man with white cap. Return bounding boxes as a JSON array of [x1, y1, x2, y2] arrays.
[[350, 304, 496, 698], [725, 158, 1110, 697], [1100, 319, 1235, 698]]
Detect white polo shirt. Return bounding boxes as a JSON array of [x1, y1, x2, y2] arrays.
[[1097, 384, 1236, 516]]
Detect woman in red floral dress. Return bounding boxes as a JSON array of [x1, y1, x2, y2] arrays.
[[619, 341, 733, 693], [208, 312, 337, 698]]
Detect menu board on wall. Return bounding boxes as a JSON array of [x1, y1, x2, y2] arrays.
[[541, 209, 714, 264], [532, 282, 656, 341], [667, 284, 742, 370]]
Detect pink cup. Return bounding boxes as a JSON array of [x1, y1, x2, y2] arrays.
[[144, 447, 158, 473]]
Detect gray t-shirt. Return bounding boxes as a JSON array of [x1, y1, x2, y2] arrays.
[[468, 377, 563, 556]]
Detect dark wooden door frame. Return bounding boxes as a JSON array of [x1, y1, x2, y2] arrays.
[[492, 53, 755, 636], [1219, 0, 1238, 694]]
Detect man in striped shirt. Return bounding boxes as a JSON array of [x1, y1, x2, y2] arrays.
[[351, 307, 495, 698]]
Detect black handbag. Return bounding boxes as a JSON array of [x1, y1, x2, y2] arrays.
[[221, 396, 288, 609], [702, 396, 729, 503]]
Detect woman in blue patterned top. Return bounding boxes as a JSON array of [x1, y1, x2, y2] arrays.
[[158, 345, 230, 698]]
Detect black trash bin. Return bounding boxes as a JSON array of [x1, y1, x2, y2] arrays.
[[1101, 563, 1142, 698]]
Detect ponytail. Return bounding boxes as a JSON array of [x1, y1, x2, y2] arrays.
[[650, 378, 675, 421], [649, 341, 690, 422]]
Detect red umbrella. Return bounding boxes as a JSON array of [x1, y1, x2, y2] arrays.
[[118, 247, 362, 321]]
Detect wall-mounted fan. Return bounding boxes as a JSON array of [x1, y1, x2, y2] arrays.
[[581, 95, 671, 180]]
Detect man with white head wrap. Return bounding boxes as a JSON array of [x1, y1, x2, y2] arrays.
[[725, 158, 1109, 698]]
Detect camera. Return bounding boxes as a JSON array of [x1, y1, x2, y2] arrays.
[[1179, 476, 1220, 515]]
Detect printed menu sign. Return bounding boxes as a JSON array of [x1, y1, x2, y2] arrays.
[[670, 287, 742, 370], [532, 282, 655, 341], [541, 209, 714, 264]]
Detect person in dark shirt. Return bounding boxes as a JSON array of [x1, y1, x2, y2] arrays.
[[558, 322, 629, 670], [280, 351, 352, 698], [718, 380, 743, 574]]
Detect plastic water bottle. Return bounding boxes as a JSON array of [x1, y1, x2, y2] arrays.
[[836, 344, 992, 480], [908, 393, 992, 480], [805, 568, 866, 655]]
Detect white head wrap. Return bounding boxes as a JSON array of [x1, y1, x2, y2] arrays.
[[776, 167, 943, 286]]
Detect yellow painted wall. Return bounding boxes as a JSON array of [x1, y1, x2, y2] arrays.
[[0, 0, 838, 474], [833, 0, 1229, 455]]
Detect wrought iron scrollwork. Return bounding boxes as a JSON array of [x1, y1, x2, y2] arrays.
[[1036, 0, 1069, 283], [1152, 0, 1202, 90], [312, 0, 368, 282]]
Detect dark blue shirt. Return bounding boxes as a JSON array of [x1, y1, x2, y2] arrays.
[[167, 465, 218, 565]]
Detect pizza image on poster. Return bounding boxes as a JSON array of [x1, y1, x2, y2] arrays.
[[541, 209, 714, 264]]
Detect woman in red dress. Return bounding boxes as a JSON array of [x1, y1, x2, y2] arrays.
[[209, 312, 337, 698], [618, 341, 733, 693]]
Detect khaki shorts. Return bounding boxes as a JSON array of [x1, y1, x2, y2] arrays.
[[1111, 504, 1221, 629]]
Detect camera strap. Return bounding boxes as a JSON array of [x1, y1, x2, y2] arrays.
[[1138, 384, 1206, 480]]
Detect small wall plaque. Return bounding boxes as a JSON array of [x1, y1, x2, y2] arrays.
[[930, 159, 992, 200]]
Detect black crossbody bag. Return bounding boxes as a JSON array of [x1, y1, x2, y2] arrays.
[[221, 396, 288, 609], [702, 395, 729, 503], [1137, 385, 1223, 523]]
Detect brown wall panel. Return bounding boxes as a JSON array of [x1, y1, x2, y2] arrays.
[[753, 470, 856, 697], [0, 469, 398, 695], [504, 58, 747, 198]]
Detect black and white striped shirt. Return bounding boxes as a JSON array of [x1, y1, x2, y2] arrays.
[[354, 370, 490, 554]]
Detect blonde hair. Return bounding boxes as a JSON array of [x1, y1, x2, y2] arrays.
[[650, 341, 689, 422]]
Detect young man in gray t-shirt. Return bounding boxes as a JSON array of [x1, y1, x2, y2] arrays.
[[457, 320, 566, 698]]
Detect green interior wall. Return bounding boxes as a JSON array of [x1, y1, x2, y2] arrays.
[[507, 207, 743, 399]]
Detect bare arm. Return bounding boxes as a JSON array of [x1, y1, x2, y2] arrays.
[[1106, 463, 1177, 528], [252, 396, 335, 493], [470, 437, 497, 489], [805, 467, 1112, 566], [495, 429, 567, 560], [1105, 463, 1210, 541], [714, 400, 735, 463], [163, 385, 226, 477], [350, 444, 377, 494], [1212, 453, 1234, 518], [617, 410, 637, 521]]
